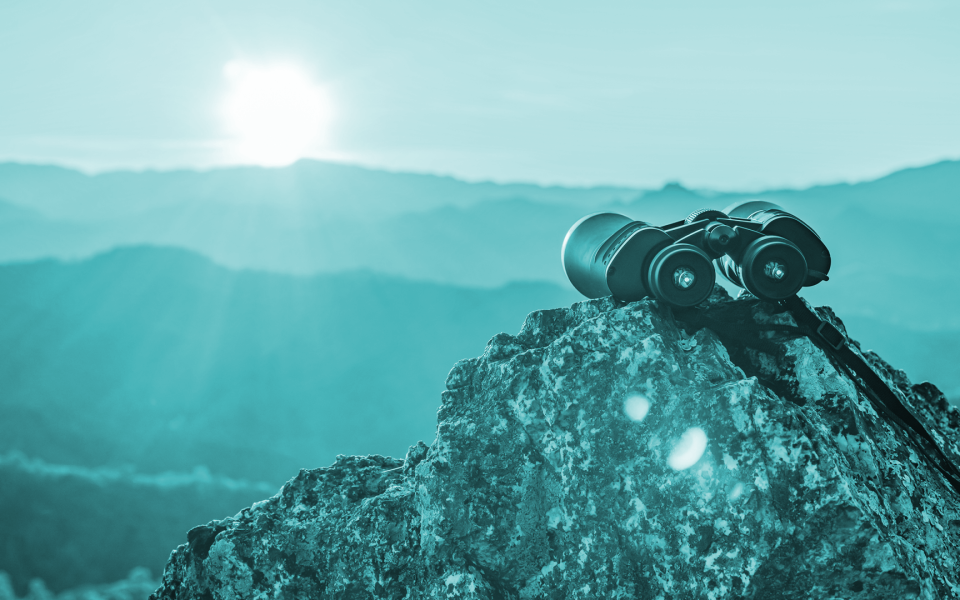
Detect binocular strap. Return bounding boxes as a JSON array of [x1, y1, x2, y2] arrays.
[[674, 296, 960, 497], [781, 296, 960, 497]]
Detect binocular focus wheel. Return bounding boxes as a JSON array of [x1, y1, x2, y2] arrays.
[[646, 243, 715, 307], [739, 236, 807, 301], [684, 208, 727, 224]]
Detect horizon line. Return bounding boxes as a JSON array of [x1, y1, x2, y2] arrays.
[[0, 154, 958, 196]]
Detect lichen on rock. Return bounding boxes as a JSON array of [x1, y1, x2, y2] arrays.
[[152, 287, 960, 599]]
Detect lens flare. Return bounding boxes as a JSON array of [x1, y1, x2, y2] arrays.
[[667, 427, 708, 470], [624, 395, 651, 422]]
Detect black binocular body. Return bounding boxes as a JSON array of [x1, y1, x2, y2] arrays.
[[562, 201, 831, 307]]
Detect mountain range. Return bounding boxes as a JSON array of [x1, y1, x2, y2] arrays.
[[1, 159, 958, 330], [1, 159, 957, 388], [0, 247, 580, 481]]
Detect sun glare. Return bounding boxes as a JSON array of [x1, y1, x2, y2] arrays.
[[221, 60, 333, 166]]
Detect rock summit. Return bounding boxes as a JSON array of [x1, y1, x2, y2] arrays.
[[152, 288, 960, 599]]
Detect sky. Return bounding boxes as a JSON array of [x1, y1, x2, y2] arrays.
[[0, 0, 958, 189]]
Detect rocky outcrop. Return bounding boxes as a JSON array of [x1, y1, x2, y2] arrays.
[[152, 288, 960, 599]]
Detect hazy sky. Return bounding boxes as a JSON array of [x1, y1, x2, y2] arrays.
[[1, 0, 958, 189]]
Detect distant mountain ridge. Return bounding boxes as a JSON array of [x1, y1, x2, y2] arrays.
[[0, 246, 581, 482], [737, 159, 960, 218], [0, 159, 958, 388], [0, 160, 641, 221], [0, 159, 957, 286]]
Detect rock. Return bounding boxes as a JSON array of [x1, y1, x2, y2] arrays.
[[151, 288, 960, 599]]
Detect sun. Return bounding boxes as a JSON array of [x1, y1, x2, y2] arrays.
[[221, 61, 333, 166]]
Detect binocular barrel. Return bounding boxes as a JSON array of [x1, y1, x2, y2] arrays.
[[562, 201, 830, 307]]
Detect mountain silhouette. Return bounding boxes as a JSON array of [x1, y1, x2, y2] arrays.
[[0, 246, 580, 482], [0, 159, 957, 396]]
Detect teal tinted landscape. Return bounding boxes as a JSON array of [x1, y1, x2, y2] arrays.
[[1, 0, 958, 596], [2, 159, 959, 597]]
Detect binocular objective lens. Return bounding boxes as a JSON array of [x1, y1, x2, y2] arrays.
[[739, 236, 807, 301], [647, 244, 715, 307], [764, 261, 787, 281], [674, 267, 696, 289]]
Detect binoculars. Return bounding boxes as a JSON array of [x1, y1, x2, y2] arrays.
[[562, 201, 831, 307]]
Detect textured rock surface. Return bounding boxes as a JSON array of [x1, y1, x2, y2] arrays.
[[152, 288, 960, 599]]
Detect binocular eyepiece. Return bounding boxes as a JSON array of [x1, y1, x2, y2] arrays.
[[561, 201, 830, 307]]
